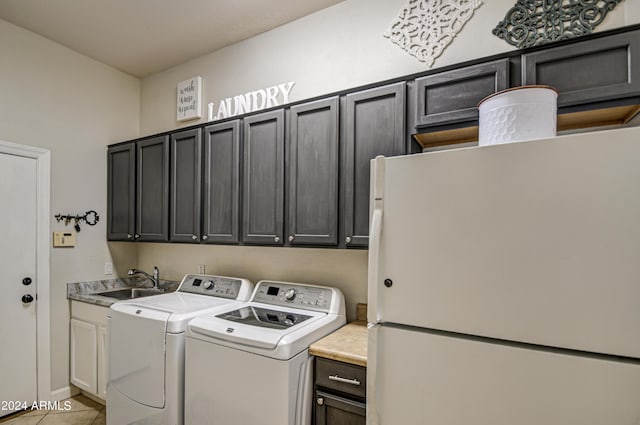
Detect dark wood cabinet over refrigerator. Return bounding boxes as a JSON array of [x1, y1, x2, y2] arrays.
[[170, 128, 202, 242], [287, 97, 339, 246], [414, 58, 509, 128], [202, 120, 241, 244], [522, 31, 640, 107], [343, 82, 406, 248], [242, 110, 285, 245]]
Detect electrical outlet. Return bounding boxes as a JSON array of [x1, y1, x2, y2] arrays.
[[198, 264, 205, 274], [104, 262, 113, 275]]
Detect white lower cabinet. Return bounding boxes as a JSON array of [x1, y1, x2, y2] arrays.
[[70, 301, 109, 400]]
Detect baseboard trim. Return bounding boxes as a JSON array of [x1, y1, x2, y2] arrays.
[[50, 385, 80, 401], [79, 390, 106, 406]]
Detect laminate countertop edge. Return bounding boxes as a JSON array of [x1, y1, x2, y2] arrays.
[[309, 321, 367, 367]]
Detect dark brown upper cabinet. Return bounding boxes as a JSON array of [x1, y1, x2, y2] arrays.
[[136, 135, 169, 242], [202, 120, 241, 244], [343, 82, 406, 248], [107, 143, 135, 241], [170, 128, 202, 242], [523, 30, 640, 107], [242, 110, 285, 245], [415, 59, 509, 128], [287, 97, 339, 246]]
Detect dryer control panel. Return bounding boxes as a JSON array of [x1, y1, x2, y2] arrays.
[[178, 274, 251, 300], [252, 281, 334, 312]]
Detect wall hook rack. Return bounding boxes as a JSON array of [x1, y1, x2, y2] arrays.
[[54, 210, 100, 232]]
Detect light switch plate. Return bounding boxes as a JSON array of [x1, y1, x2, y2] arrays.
[[53, 231, 76, 247]]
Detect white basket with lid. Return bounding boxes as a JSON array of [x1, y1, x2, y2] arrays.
[[478, 85, 558, 146]]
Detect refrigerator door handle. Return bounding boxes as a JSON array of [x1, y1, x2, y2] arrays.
[[368, 156, 385, 324]]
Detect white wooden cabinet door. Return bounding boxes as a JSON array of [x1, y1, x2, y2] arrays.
[[97, 325, 108, 399], [70, 318, 97, 394]]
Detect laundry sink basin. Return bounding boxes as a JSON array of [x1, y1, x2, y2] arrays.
[[95, 287, 165, 300]]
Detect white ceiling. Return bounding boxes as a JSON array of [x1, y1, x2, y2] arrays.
[[0, 0, 344, 77]]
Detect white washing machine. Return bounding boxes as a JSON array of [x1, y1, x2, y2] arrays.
[[184, 280, 346, 425], [106, 274, 253, 425]]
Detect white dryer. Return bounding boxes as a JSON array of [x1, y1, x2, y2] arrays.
[[185, 280, 346, 425], [106, 274, 253, 425]]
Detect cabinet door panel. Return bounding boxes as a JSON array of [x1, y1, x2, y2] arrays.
[[203, 121, 241, 244], [136, 136, 169, 241], [315, 390, 365, 425], [170, 128, 202, 242], [242, 110, 284, 245], [288, 97, 339, 246], [415, 59, 509, 127], [523, 31, 640, 107], [70, 319, 97, 394], [344, 83, 405, 247], [107, 143, 135, 241]]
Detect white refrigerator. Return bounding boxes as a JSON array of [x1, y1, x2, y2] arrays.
[[367, 126, 640, 425]]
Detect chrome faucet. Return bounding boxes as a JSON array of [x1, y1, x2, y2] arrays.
[[127, 266, 160, 289]]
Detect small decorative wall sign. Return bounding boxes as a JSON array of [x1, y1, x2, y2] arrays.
[[384, 0, 483, 68], [177, 76, 202, 121], [493, 0, 624, 49]]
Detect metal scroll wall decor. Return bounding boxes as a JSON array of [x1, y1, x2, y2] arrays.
[[493, 0, 624, 49], [384, 0, 483, 68]]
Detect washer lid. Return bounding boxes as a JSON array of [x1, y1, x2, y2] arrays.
[[189, 304, 326, 350], [217, 306, 312, 329]]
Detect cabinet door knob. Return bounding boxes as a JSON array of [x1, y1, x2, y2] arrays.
[[134, 234, 140, 239], [288, 235, 294, 242], [22, 277, 32, 286], [274, 236, 280, 243], [316, 397, 324, 406], [127, 234, 133, 239], [22, 294, 34, 304], [346, 236, 352, 244], [202, 235, 208, 241], [191, 235, 198, 240]]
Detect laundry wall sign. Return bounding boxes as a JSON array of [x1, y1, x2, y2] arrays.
[[207, 81, 296, 121]]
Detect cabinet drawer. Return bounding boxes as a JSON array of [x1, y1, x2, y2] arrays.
[[315, 358, 366, 399]]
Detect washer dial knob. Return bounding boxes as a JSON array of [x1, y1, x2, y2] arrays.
[[284, 288, 297, 301], [203, 281, 215, 290]]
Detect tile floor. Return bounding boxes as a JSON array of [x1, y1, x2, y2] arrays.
[[0, 395, 104, 425]]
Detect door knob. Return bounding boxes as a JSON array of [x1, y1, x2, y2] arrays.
[[22, 294, 34, 304], [22, 277, 32, 286]]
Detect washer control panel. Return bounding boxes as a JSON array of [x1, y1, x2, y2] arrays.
[[252, 281, 333, 312], [178, 274, 245, 299]]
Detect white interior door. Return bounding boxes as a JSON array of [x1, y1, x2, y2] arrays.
[[0, 152, 38, 416]]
